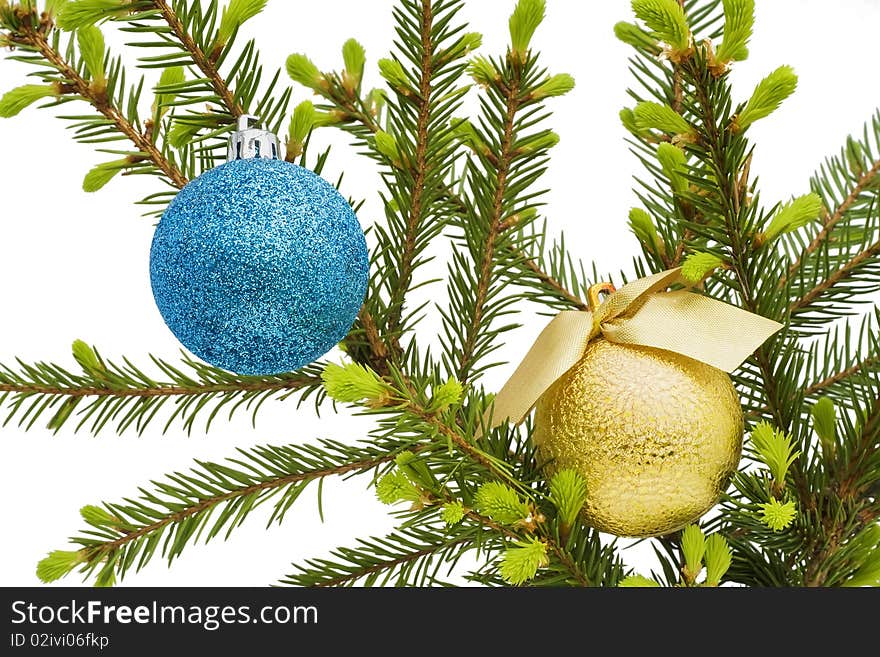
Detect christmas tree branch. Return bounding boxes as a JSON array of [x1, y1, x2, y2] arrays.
[[454, 90, 522, 383], [803, 396, 880, 587], [781, 111, 880, 327], [678, 54, 795, 429], [149, 0, 244, 117], [519, 254, 590, 311], [105, 0, 290, 181], [618, 0, 726, 275], [744, 310, 880, 425], [302, 4, 591, 323], [804, 354, 880, 400], [785, 156, 880, 283], [835, 400, 880, 501], [546, 543, 591, 587], [632, 1, 880, 586], [286, 534, 476, 587], [0, 344, 324, 435], [657, 2, 699, 272], [287, 502, 597, 588], [378, 0, 437, 347], [340, 104, 592, 313], [311, 61, 592, 317], [449, 176, 592, 311], [36, 437, 408, 585], [288, 0, 472, 363], [441, 3, 575, 383], [404, 401, 520, 490], [323, 361, 611, 586], [280, 515, 497, 587], [5, 19, 186, 188], [682, 65, 827, 565], [789, 239, 880, 314]]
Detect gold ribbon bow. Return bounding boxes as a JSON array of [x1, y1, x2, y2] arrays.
[[491, 267, 783, 426]]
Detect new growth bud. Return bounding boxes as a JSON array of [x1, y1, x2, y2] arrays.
[[286, 53, 327, 91]]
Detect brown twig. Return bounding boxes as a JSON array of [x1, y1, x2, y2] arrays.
[[0, 376, 320, 399], [18, 28, 187, 189], [382, 0, 437, 349], [667, 229, 693, 268], [310, 535, 475, 587], [783, 158, 880, 286], [789, 241, 880, 313], [520, 254, 590, 310], [804, 354, 880, 399], [151, 0, 244, 117], [456, 83, 521, 382], [89, 453, 397, 559], [357, 309, 390, 364], [547, 542, 592, 587], [408, 404, 514, 487]]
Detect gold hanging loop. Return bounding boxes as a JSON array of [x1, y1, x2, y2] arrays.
[[587, 282, 617, 312]]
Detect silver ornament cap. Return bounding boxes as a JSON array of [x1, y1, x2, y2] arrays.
[[227, 114, 282, 161]]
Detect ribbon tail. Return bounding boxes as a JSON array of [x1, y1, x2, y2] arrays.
[[600, 291, 784, 373], [489, 311, 594, 427]]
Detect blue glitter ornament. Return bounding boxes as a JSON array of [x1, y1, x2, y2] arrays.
[[150, 116, 369, 375]]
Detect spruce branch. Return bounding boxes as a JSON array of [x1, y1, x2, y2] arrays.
[[109, 0, 291, 180], [280, 525, 481, 587], [802, 400, 880, 586], [281, 500, 520, 587], [149, 0, 244, 116], [321, 361, 521, 491], [452, 81, 522, 383], [37, 438, 408, 585], [5, 19, 187, 188], [445, 174, 592, 313], [401, 395, 522, 492], [0, 345, 323, 435], [518, 251, 590, 311], [675, 50, 796, 429], [747, 255, 880, 423], [784, 154, 880, 284], [283, 492, 599, 588], [804, 354, 880, 402], [379, 0, 442, 349], [325, 363, 610, 586], [672, 55, 824, 557], [309, 56, 592, 316], [618, 1, 728, 275], [442, 1, 575, 383], [625, 0, 878, 587], [780, 112, 880, 326], [788, 239, 880, 315], [287, 1, 472, 365]]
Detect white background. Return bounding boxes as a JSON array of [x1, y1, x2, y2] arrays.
[[1, 0, 878, 586]]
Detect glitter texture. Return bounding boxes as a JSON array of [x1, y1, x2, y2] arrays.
[[150, 158, 369, 375]]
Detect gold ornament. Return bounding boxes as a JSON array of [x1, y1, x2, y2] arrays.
[[489, 267, 782, 538], [533, 338, 743, 537]]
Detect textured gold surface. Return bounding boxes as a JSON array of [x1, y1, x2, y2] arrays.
[[533, 338, 743, 537]]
